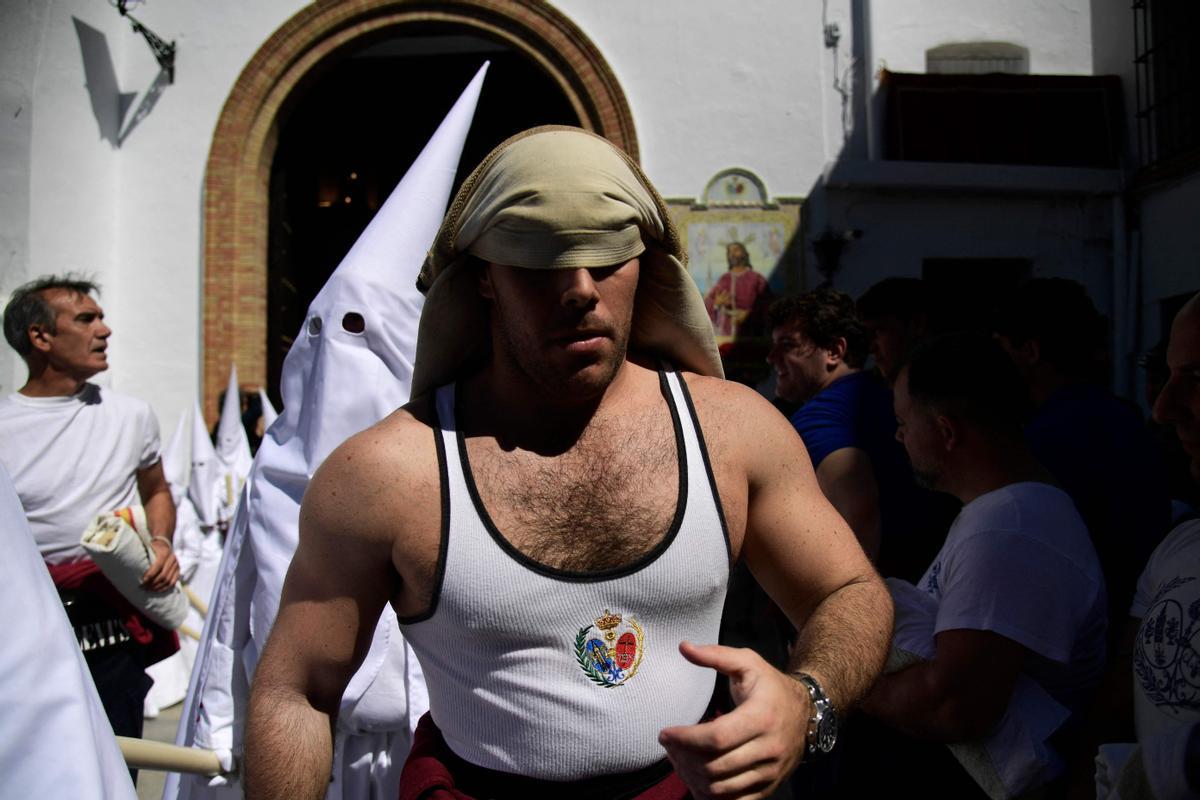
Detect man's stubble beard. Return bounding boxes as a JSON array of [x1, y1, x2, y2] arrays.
[[493, 307, 631, 401], [911, 467, 940, 491], [909, 452, 947, 492]]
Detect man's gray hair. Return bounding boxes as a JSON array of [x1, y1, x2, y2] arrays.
[[3, 274, 101, 357]]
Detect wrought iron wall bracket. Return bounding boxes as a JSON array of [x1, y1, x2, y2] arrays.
[[115, 0, 176, 83]]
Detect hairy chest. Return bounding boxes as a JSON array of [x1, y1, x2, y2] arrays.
[[464, 411, 680, 571]]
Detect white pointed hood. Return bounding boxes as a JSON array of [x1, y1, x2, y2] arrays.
[[187, 398, 221, 528], [254, 62, 487, 624], [173, 66, 487, 787], [215, 365, 253, 479], [162, 410, 190, 507], [258, 388, 278, 432], [271, 64, 486, 470]]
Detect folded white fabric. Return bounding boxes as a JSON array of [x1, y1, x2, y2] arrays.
[[81, 506, 187, 630], [887, 578, 1071, 800], [1095, 742, 1138, 799]]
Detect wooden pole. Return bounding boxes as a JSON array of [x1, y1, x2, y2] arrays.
[[182, 584, 209, 616], [115, 737, 229, 776]]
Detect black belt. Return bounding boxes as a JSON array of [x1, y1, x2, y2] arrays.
[[73, 618, 132, 652], [59, 588, 132, 652]]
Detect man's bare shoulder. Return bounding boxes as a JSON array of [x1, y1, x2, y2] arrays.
[[679, 372, 815, 483], [302, 393, 441, 548], [680, 373, 794, 440], [316, 392, 436, 473]]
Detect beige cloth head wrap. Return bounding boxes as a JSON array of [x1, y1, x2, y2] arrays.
[[411, 126, 723, 397]]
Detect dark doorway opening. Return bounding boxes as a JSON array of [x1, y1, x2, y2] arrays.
[[266, 27, 580, 406]]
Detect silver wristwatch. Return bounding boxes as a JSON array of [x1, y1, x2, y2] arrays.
[[795, 672, 838, 758]]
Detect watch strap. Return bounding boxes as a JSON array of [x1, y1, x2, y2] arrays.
[[794, 672, 836, 757]]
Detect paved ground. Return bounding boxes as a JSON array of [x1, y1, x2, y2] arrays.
[[137, 703, 182, 800]]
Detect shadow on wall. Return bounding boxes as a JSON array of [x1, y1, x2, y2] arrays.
[[118, 68, 169, 146], [72, 17, 168, 148]]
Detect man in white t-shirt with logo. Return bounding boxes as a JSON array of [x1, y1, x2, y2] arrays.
[[849, 333, 1108, 798], [0, 275, 178, 750], [1095, 292, 1200, 798]]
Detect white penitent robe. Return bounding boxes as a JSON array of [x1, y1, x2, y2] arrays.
[[0, 462, 137, 799]]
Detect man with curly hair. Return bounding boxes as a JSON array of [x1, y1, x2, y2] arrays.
[[767, 288, 947, 582]]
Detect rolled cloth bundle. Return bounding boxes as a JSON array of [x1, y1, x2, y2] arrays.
[[81, 506, 188, 630], [885, 578, 1070, 800], [411, 125, 724, 397]]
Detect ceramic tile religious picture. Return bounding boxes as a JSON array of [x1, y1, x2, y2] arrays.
[[666, 181, 803, 387]]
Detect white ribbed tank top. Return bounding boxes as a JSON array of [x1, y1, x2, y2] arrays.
[[398, 369, 731, 779]]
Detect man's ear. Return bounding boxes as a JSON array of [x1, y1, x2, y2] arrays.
[[935, 413, 958, 452], [27, 324, 52, 354], [826, 336, 848, 367], [478, 262, 495, 300]]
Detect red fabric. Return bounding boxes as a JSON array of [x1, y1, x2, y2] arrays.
[[399, 714, 690, 800], [398, 714, 467, 800], [47, 558, 178, 666]]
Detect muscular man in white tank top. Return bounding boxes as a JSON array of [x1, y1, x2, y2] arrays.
[[246, 128, 892, 800]]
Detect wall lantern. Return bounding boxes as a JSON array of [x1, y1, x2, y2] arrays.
[[111, 0, 176, 83]]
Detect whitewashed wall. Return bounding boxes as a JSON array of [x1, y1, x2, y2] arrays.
[[870, 0, 1094, 76], [813, 183, 1116, 300], [550, 2, 826, 198], [1140, 178, 1200, 341], [2, 0, 306, 425], [0, 1, 46, 397], [1089, 0, 1137, 163]]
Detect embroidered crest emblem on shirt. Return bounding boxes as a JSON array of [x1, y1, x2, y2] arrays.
[[1133, 576, 1200, 714], [574, 609, 645, 688]]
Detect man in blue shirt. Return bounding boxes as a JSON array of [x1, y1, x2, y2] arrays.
[[767, 288, 951, 581]]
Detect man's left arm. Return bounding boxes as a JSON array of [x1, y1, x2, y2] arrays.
[[137, 461, 179, 591], [860, 628, 1026, 741], [660, 383, 891, 799]]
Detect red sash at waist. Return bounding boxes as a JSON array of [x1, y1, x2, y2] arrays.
[[47, 558, 178, 666], [399, 712, 690, 800]]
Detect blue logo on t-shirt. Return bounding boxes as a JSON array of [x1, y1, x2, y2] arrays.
[[1133, 576, 1200, 715], [924, 561, 942, 597]]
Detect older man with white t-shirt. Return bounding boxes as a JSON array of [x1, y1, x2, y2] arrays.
[[0, 275, 178, 755]]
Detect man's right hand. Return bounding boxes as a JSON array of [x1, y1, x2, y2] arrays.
[[658, 642, 811, 800], [141, 538, 180, 591]]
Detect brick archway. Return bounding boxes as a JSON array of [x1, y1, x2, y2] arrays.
[[201, 0, 637, 421]]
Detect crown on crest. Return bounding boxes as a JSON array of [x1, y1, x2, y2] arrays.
[[595, 610, 622, 631]]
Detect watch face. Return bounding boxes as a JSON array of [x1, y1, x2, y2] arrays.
[[816, 708, 838, 753]]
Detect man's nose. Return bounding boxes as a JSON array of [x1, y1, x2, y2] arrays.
[[561, 269, 600, 309], [97, 321, 112, 338], [1152, 374, 1186, 425]]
